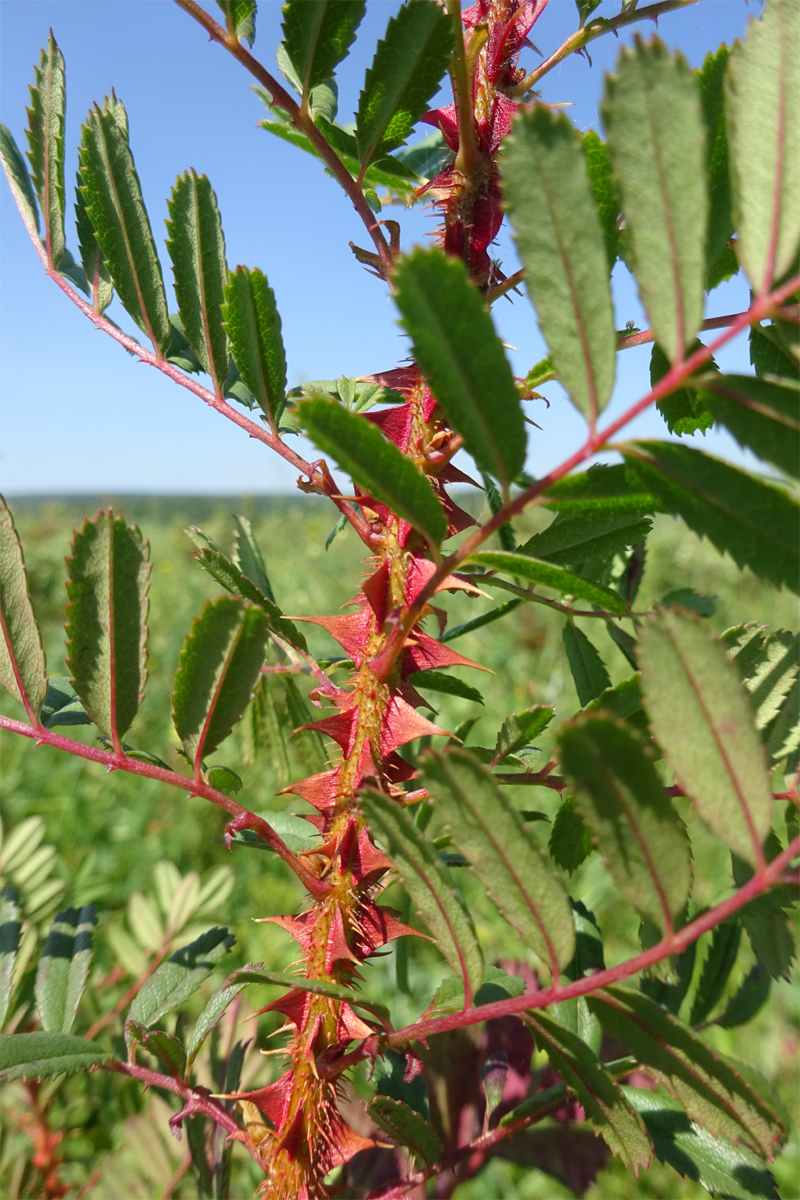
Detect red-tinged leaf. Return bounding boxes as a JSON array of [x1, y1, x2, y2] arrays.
[[25, 32, 66, 267], [587, 986, 785, 1158], [172, 597, 269, 771], [0, 495, 47, 720], [65, 511, 150, 747], [637, 606, 773, 869]]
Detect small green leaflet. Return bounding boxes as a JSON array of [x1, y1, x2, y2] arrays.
[[689, 922, 742, 1026], [0, 1031, 112, 1081], [185, 978, 248, 1070], [78, 106, 170, 352], [282, 1, 365, 97], [299, 398, 447, 547], [440, 598, 522, 643], [222, 267, 286, 425], [726, 0, 800, 291], [587, 986, 785, 1158], [701, 374, 800, 480], [359, 788, 484, 1002], [715, 964, 771, 1030], [624, 441, 799, 593], [603, 38, 707, 361], [750, 322, 798, 379], [582, 130, 619, 270], [549, 797, 594, 874], [584, 674, 644, 723], [356, 0, 452, 170], [228, 966, 387, 1018], [541, 463, 655, 513], [518, 509, 652, 570], [65, 511, 150, 745], [393, 250, 526, 493], [650, 342, 715, 437], [527, 1010, 651, 1169], [558, 717, 692, 934], [232, 515, 274, 601], [697, 46, 733, 274], [368, 1097, 444, 1167], [467, 551, 628, 614], [0, 496, 47, 720], [638, 606, 773, 869], [429, 964, 526, 1013], [172, 596, 269, 771], [412, 669, 483, 705], [166, 171, 230, 393], [126, 1023, 186, 1078], [494, 706, 555, 761], [126, 927, 235, 1044], [34, 905, 96, 1035], [502, 105, 616, 425], [420, 749, 575, 976], [215, 0, 257, 46], [75, 167, 113, 314], [25, 32, 66, 267], [0, 124, 40, 235], [563, 624, 611, 707], [0, 888, 21, 1027]]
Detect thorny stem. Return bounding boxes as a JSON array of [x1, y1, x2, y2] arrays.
[[505, 0, 700, 98], [446, 0, 484, 178]]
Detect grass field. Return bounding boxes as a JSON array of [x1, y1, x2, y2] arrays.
[[1, 494, 797, 1198]]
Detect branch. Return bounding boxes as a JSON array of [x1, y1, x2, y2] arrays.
[[0, 714, 329, 898], [458, 572, 641, 619]]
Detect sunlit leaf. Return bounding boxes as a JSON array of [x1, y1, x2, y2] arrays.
[[215, 0, 257, 46], [494, 707, 555, 761], [519, 509, 652, 570], [25, 32, 66, 266], [0, 496, 47, 719], [0, 888, 21, 1028], [35, 905, 96, 1035], [368, 1096, 444, 1167], [0, 1031, 112, 1081], [689, 922, 741, 1025], [701, 374, 800, 479], [467, 552, 628, 614], [222, 266, 286, 425], [282, 0, 365, 95], [126, 927, 235, 1043], [563, 624, 611, 706], [0, 124, 40, 235]]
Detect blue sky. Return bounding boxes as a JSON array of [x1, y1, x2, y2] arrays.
[[0, 0, 759, 495]]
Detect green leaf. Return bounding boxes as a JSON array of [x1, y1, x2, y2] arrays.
[[583, 130, 620, 270], [172, 597, 269, 770], [553, 902, 605, 1053], [420, 749, 575, 976], [299, 398, 447, 546], [126, 1022, 187, 1077], [56, 247, 89, 296], [650, 342, 714, 437], [660, 588, 716, 618], [467, 552, 628, 615], [393, 248, 526, 491], [750, 322, 798, 379], [282, 1, 365, 96], [0, 495, 47, 719], [185, 978, 248, 1070], [222, 267, 286, 425], [584, 673, 644, 723], [412, 670, 483, 705], [637, 606, 774, 868], [440, 598, 522, 644], [25, 32, 66, 266], [603, 38, 707, 360], [559, 717, 692, 933], [65, 511, 150, 744], [503, 105, 616, 424], [766, 677, 800, 768], [715, 964, 771, 1030], [215, 0, 257, 46], [0, 888, 21, 1028], [0, 124, 40, 234], [429, 964, 526, 1013], [726, 0, 800, 291], [697, 46, 734, 273], [701, 374, 800, 479], [243, 676, 291, 783], [541, 463, 656, 514], [588, 986, 784, 1158], [625, 1086, 780, 1200], [166, 170, 230, 392], [519, 509, 652, 569], [575, 0, 601, 26], [0, 1031, 112, 1081], [481, 472, 517, 553], [232, 515, 274, 601], [78, 106, 170, 352], [624, 441, 799, 593], [689, 922, 742, 1025], [359, 789, 484, 1001], [493, 706, 555, 761], [732, 834, 797, 980], [34, 905, 96, 1035], [356, 0, 452, 168], [743, 629, 799, 732], [563, 623, 611, 706], [549, 797, 594, 874], [367, 1096, 444, 1167], [527, 1010, 651, 1169], [126, 928, 235, 1042], [40, 678, 89, 729]]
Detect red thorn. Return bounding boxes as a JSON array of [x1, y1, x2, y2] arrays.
[[326, 907, 361, 973]]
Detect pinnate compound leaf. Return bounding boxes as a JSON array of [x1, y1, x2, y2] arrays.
[[126, 927, 235, 1042], [78, 107, 170, 352], [368, 1096, 444, 1167], [503, 105, 616, 424], [0, 124, 40, 234], [25, 32, 66, 266], [356, 0, 452, 168], [420, 749, 575, 976], [559, 717, 692, 934], [587, 986, 785, 1158], [393, 249, 525, 491], [282, 1, 365, 95], [518, 509, 652, 571], [494, 706, 555, 761], [603, 38, 706, 361], [527, 1011, 651, 1169], [360, 789, 484, 1001], [65, 512, 150, 743], [172, 597, 269, 770], [726, 0, 800, 291], [624, 1086, 780, 1200], [299, 399, 447, 546], [701, 374, 800, 480], [624, 441, 799, 593], [638, 607, 773, 868], [215, 0, 257, 46], [563, 624, 611, 707], [0, 888, 21, 1028], [468, 552, 628, 615], [222, 267, 286, 424], [166, 171, 230, 392], [0, 1031, 112, 1081], [0, 496, 47, 719], [34, 906, 96, 1034]]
